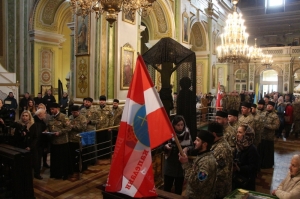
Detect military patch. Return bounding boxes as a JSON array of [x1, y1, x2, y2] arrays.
[[197, 171, 208, 181]]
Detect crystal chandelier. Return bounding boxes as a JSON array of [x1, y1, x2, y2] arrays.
[[217, 0, 250, 63], [70, 0, 155, 27], [249, 38, 263, 63], [261, 52, 273, 69]]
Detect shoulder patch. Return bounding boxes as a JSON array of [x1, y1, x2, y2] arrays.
[[197, 171, 208, 181]]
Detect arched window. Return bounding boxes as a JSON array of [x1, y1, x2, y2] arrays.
[[261, 70, 278, 93], [235, 69, 247, 92]]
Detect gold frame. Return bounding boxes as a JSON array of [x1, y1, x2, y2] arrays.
[[41, 85, 52, 96], [122, 10, 136, 25], [120, 43, 135, 90], [75, 14, 90, 56], [182, 13, 189, 44]]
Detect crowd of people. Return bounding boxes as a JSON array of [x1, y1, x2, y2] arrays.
[[0, 91, 123, 181], [164, 91, 300, 199]]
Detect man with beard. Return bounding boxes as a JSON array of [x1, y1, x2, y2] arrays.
[[251, 104, 264, 147], [110, 99, 123, 145], [80, 97, 100, 131], [179, 130, 217, 199], [226, 109, 240, 153], [260, 101, 280, 169], [257, 99, 266, 115], [208, 122, 233, 199], [239, 102, 254, 128]]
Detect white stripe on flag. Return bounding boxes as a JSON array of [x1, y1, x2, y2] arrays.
[[119, 176, 137, 197], [121, 97, 143, 125], [144, 87, 162, 115]]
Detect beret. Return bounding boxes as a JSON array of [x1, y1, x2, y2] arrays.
[[71, 105, 80, 112], [99, 95, 107, 101], [216, 111, 228, 118], [228, 109, 239, 117], [197, 130, 215, 146], [258, 99, 265, 105], [241, 102, 251, 108]]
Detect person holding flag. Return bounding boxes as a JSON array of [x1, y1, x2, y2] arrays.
[[105, 55, 175, 198], [162, 115, 193, 195]]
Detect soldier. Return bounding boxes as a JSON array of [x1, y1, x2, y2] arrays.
[[260, 101, 280, 169], [226, 109, 240, 153], [68, 105, 87, 174], [98, 95, 113, 158], [251, 104, 264, 147], [215, 110, 234, 153], [207, 122, 233, 199], [80, 97, 100, 131], [239, 102, 254, 128], [263, 95, 270, 110], [257, 99, 266, 115], [179, 130, 217, 199], [110, 99, 123, 145], [48, 103, 71, 180], [284, 94, 293, 138]]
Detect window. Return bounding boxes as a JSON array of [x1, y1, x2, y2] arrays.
[[265, 0, 285, 14], [235, 69, 247, 92], [269, 0, 283, 7]]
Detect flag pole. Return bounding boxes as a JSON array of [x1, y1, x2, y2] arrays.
[[172, 132, 185, 156]]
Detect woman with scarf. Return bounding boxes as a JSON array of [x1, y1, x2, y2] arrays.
[[232, 124, 260, 191], [162, 115, 193, 195]]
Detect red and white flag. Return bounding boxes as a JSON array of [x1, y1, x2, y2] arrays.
[[105, 55, 174, 198], [216, 82, 222, 110]]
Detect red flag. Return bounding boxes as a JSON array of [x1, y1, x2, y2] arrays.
[[105, 55, 173, 198], [216, 82, 222, 110]]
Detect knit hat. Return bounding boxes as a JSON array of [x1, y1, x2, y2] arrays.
[[258, 99, 265, 105], [215, 111, 228, 118], [228, 109, 239, 117], [197, 130, 215, 145], [268, 101, 275, 107], [113, 99, 119, 103], [251, 104, 257, 108], [241, 102, 251, 108], [71, 105, 80, 112], [99, 95, 107, 101], [85, 97, 93, 103]]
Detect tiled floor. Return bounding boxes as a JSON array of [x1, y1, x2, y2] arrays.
[[33, 135, 300, 198]]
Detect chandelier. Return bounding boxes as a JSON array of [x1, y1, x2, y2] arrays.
[[249, 38, 263, 63], [70, 0, 155, 27], [261, 52, 273, 68], [217, 0, 250, 63]]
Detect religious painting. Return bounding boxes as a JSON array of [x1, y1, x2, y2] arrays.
[[122, 10, 136, 25], [121, 44, 135, 90], [75, 15, 90, 56], [182, 13, 189, 43], [41, 85, 52, 96]]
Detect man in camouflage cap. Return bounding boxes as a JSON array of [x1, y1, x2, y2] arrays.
[[208, 122, 233, 199], [179, 130, 217, 199]]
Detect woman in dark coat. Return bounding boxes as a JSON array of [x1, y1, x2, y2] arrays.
[[28, 109, 47, 179], [232, 124, 260, 191], [161, 115, 193, 195]]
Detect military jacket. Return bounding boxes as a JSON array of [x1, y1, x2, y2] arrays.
[[48, 113, 71, 145], [80, 106, 100, 131], [262, 110, 280, 141], [238, 114, 254, 129], [68, 114, 87, 143], [252, 112, 264, 146], [97, 105, 113, 129], [224, 122, 239, 148], [211, 137, 233, 198], [111, 106, 123, 126], [182, 151, 217, 199]]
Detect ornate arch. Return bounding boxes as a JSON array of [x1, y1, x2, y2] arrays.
[[255, 64, 283, 76], [190, 22, 207, 51], [141, 0, 175, 40]]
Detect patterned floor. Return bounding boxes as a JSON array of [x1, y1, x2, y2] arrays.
[[33, 135, 300, 198]]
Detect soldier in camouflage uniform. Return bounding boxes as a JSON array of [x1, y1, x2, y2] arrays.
[[80, 97, 100, 131], [179, 130, 217, 199], [208, 122, 233, 199], [234, 91, 241, 111], [239, 102, 254, 128], [293, 101, 300, 138], [221, 92, 228, 112], [260, 101, 280, 169], [251, 104, 264, 147], [48, 103, 72, 180], [68, 105, 87, 173], [257, 99, 266, 115], [110, 99, 123, 145], [226, 110, 240, 153], [98, 95, 113, 158]]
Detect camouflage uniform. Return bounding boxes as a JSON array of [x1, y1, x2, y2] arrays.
[[211, 137, 233, 198], [224, 122, 239, 153], [48, 113, 71, 145], [252, 112, 264, 147], [80, 107, 100, 131], [97, 106, 113, 129], [292, 102, 300, 138], [111, 106, 123, 127], [262, 111, 280, 141], [68, 114, 87, 143], [238, 114, 254, 129], [182, 151, 217, 199]]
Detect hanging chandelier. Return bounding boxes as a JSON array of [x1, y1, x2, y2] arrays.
[[249, 38, 263, 63], [70, 0, 155, 27], [217, 0, 250, 63], [261, 52, 273, 69]]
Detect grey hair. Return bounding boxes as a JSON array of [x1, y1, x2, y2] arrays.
[[35, 108, 46, 116], [292, 154, 300, 166]]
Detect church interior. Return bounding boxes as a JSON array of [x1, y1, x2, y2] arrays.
[[1, 0, 300, 198]]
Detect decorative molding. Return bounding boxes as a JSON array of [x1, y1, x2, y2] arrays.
[[76, 56, 89, 98], [39, 48, 54, 86], [29, 30, 66, 46]]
